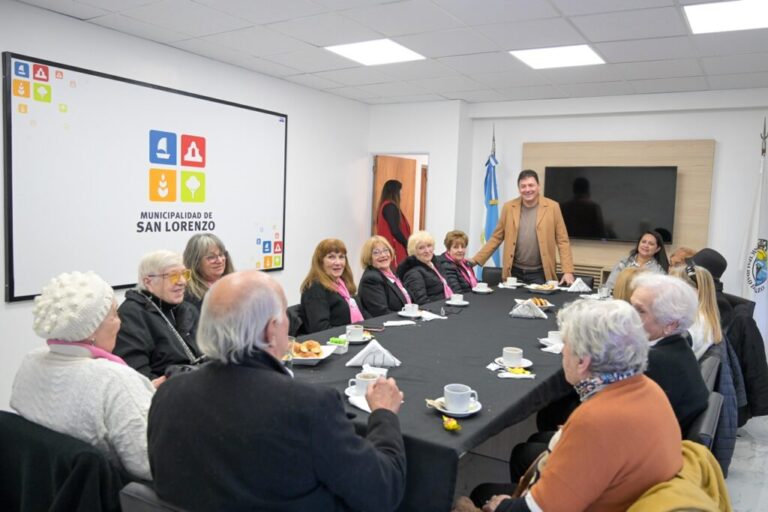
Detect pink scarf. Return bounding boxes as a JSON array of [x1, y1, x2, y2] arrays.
[[429, 263, 453, 299], [443, 252, 478, 288], [380, 268, 412, 304], [336, 279, 364, 323], [47, 340, 128, 365]]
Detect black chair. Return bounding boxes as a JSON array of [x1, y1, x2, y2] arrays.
[[0, 411, 127, 512], [120, 482, 187, 512], [723, 292, 755, 317], [286, 304, 305, 336], [481, 266, 503, 287], [686, 392, 724, 450], [699, 354, 721, 393]]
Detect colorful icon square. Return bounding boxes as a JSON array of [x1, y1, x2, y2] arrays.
[[262, 241, 272, 254], [149, 169, 177, 202], [33, 83, 51, 103], [13, 79, 30, 98], [273, 255, 282, 267], [55, 70, 64, 79], [149, 130, 177, 165], [255, 261, 262, 269], [14, 61, 29, 78], [263, 256, 273, 269], [274, 232, 280, 240], [274, 241, 283, 254], [58, 104, 68, 113], [180, 171, 206, 203], [180, 135, 206, 167], [256, 238, 262, 246], [18, 104, 28, 114], [33, 64, 49, 82]]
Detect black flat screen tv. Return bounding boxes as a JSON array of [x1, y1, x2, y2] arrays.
[[544, 166, 677, 243]]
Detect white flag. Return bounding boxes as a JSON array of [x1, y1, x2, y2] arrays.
[[741, 155, 768, 342]]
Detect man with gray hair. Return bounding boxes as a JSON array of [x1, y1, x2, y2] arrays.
[[147, 270, 407, 512], [631, 273, 709, 433]]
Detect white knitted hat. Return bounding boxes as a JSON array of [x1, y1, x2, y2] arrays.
[[33, 271, 115, 341]]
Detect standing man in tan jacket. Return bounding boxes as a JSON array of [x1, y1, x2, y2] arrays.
[[471, 170, 575, 285]]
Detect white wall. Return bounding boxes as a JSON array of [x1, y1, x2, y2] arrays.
[[0, 1, 371, 409]]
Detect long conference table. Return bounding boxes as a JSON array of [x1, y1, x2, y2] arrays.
[[295, 285, 577, 512]]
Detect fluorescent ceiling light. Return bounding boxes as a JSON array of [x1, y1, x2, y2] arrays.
[[325, 39, 425, 66], [684, 0, 768, 34], [509, 45, 604, 70]]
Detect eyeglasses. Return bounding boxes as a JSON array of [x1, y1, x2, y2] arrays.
[[148, 269, 191, 285], [372, 249, 390, 256], [205, 251, 228, 264]]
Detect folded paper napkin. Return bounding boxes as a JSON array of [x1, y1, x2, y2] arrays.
[[383, 320, 416, 327], [348, 394, 371, 413], [420, 310, 447, 321], [510, 300, 548, 319], [567, 278, 592, 293], [346, 340, 402, 368], [539, 337, 564, 354]]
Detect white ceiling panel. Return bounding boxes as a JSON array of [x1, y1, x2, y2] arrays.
[[326, 86, 381, 100], [700, 53, 768, 76], [315, 66, 394, 86], [498, 84, 568, 100], [285, 73, 343, 90], [433, 0, 558, 26], [343, 0, 463, 37], [570, 7, 688, 42], [201, 26, 312, 56], [707, 72, 768, 90], [20, 0, 109, 19], [410, 75, 486, 93], [596, 36, 696, 63], [472, 69, 549, 88], [262, 47, 357, 73], [90, 13, 190, 42], [551, 0, 674, 16], [539, 64, 622, 84], [357, 81, 428, 97], [630, 76, 708, 94], [375, 59, 459, 80], [692, 29, 768, 57], [394, 28, 498, 58], [367, 93, 446, 104], [441, 89, 507, 102], [235, 57, 302, 77], [192, 0, 327, 25], [559, 81, 635, 97], [437, 52, 528, 74], [481, 18, 586, 50], [120, 0, 250, 37], [613, 58, 703, 80], [267, 12, 381, 47], [75, 0, 161, 12]]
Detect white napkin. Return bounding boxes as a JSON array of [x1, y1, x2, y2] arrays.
[[510, 300, 548, 319], [567, 278, 592, 293], [348, 394, 371, 413], [346, 340, 402, 368], [498, 372, 536, 379], [383, 320, 416, 327], [579, 293, 601, 300], [420, 310, 447, 321], [539, 337, 564, 354]]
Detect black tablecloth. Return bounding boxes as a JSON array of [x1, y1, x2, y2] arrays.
[[295, 287, 578, 512]]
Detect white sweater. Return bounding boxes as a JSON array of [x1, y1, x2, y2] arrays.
[[10, 346, 155, 480]]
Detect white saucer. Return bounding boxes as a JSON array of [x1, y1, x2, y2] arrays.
[[338, 333, 374, 345], [398, 310, 422, 318], [494, 356, 533, 368], [344, 386, 365, 398], [472, 287, 493, 294], [446, 300, 469, 306], [498, 283, 522, 289], [430, 397, 482, 418]]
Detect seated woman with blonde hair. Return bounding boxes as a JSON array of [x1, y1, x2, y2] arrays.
[[611, 267, 648, 303], [397, 231, 453, 305], [11, 271, 155, 480], [670, 264, 722, 359], [301, 239, 367, 333], [358, 236, 412, 317], [438, 230, 477, 294]]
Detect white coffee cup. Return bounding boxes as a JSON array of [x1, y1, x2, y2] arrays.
[[598, 286, 611, 299], [348, 372, 379, 396], [503, 347, 523, 367], [475, 282, 489, 291], [402, 303, 419, 315], [505, 277, 518, 286], [449, 293, 464, 304], [346, 324, 364, 342], [443, 383, 478, 413], [548, 330, 563, 343]]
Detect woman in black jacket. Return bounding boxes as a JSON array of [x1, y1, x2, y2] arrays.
[[437, 230, 477, 294], [300, 239, 366, 334], [358, 236, 412, 317], [397, 231, 453, 305]]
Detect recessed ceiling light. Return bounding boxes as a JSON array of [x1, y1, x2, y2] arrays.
[[509, 45, 604, 70], [325, 39, 425, 66], [684, 0, 768, 34]]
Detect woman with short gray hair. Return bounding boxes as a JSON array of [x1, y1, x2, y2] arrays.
[[472, 299, 682, 512], [115, 250, 202, 378]]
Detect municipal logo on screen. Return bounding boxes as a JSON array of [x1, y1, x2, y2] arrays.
[[746, 238, 767, 293]]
